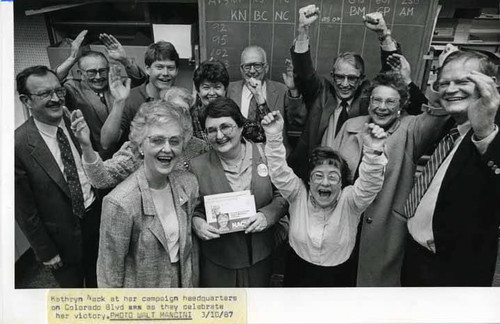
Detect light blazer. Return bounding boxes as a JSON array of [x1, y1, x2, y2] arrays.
[[189, 141, 288, 269], [15, 116, 85, 265], [227, 79, 297, 153], [332, 112, 449, 286], [97, 165, 200, 288]]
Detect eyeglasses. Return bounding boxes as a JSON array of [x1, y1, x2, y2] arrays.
[[370, 96, 400, 109], [83, 68, 109, 78], [311, 172, 341, 184], [147, 135, 182, 148], [205, 123, 237, 139], [240, 62, 266, 72], [332, 73, 360, 85], [27, 87, 67, 100], [436, 79, 473, 91]]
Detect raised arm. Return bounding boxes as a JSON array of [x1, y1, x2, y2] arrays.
[[55, 30, 87, 80], [283, 58, 308, 129], [345, 123, 388, 214], [262, 110, 305, 201], [99, 33, 147, 88], [100, 67, 131, 150], [291, 5, 323, 103]]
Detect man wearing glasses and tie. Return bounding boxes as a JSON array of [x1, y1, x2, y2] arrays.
[[226, 45, 303, 154], [287, 7, 400, 180], [15, 66, 101, 288], [55, 30, 145, 159]]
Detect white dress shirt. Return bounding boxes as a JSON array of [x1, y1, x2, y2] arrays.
[[241, 81, 267, 118], [321, 98, 354, 147], [34, 118, 95, 208], [408, 122, 499, 252]]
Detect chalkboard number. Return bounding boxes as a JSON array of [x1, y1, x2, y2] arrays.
[[212, 23, 228, 33], [210, 48, 229, 58]]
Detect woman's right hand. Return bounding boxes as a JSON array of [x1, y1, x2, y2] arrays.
[[361, 123, 387, 150], [192, 217, 220, 241], [261, 110, 284, 135], [71, 109, 92, 147]]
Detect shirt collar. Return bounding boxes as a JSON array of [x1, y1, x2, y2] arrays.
[[457, 121, 471, 137], [33, 118, 65, 138], [336, 97, 354, 109]]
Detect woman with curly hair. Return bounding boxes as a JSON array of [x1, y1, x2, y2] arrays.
[[332, 71, 450, 286]]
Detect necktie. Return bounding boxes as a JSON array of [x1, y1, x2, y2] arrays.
[[57, 127, 85, 218], [242, 100, 270, 143], [247, 96, 258, 121], [404, 127, 460, 218], [335, 100, 349, 136], [97, 92, 108, 112]]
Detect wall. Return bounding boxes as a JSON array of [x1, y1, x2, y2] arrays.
[[13, 6, 51, 260]]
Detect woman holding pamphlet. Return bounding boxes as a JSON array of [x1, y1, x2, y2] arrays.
[[190, 97, 288, 287], [73, 100, 200, 287], [261, 110, 388, 287]]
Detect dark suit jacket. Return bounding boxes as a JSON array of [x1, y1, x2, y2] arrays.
[[227, 79, 298, 153], [430, 128, 500, 286], [287, 48, 372, 179], [15, 117, 85, 265], [189, 141, 288, 269], [64, 79, 113, 158]]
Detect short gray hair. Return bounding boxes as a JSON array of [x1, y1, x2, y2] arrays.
[[129, 100, 193, 147]]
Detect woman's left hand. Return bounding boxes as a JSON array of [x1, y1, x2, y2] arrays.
[[245, 212, 268, 233]]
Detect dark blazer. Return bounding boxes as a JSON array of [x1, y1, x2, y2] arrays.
[[189, 141, 288, 269], [428, 128, 500, 286], [15, 117, 85, 265], [64, 79, 113, 158], [287, 48, 371, 179]]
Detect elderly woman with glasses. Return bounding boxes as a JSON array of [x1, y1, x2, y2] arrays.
[[261, 110, 388, 287], [72, 100, 199, 288], [331, 71, 450, 286], [77, 87, 209, 190], [189, 97, 288, 287]]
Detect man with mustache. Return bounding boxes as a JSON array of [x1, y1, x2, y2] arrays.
[[100, 41, 180, 152], [56, 31, 145, 159], [15, 66, 101, 288], [287, 7, 401, 179]]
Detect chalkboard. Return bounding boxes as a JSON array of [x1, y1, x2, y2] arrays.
[[199, 0, 439, 85]]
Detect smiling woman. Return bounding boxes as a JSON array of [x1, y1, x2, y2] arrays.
[[189, 97, 289, 287], [95, 101, 200, 288], [261, 110, 388, 287], [331, 71, 450, 286]]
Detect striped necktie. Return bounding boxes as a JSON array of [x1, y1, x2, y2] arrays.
[[404, 127, 460, 218], [57, 127, 85, 218]]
